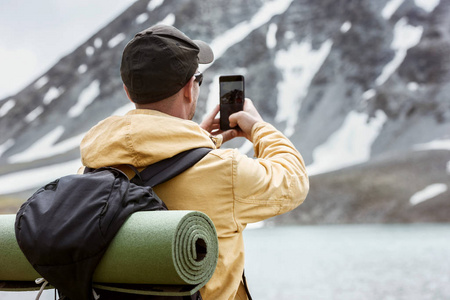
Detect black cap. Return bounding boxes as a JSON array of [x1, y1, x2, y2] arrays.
[[120, 25, 214, 103]]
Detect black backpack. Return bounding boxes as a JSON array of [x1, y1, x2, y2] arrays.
[[15, 147, 211, 300]]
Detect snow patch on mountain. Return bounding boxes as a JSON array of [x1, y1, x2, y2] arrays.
[[86, 46, 95, 57], [407, 81, 419, 91], [414, 0, 440, 13], [409, 183, 448, 206], [0, 139, 14, 158], [34, 76, 49, 89], [108, 33, 127, 48], [266, 23, 278, 49], [275, 39, 332, 137], [136, 12, 149, 24], [382, 0, 405, 20], [0, 99, 15, 117], [414, 139, 450, 151], [78, 64, 88, 74], [362, 89, 377, 102], [157, 13, 176, 26], [8, 126, 85, 164], [25, 106, 44, 123], [202, 0, 293, 71], [68, 80, 100, 118], [307, 110, 387, 175], [340, 21, 352, 33], [376, 18, 423, 86], [148, 0, 164, 11], [43, 86, 64, 105], [94, 38, 103, 49]]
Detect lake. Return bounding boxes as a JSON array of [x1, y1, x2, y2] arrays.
[[2, 224, 449, 300], [244, 224, 450, 300]]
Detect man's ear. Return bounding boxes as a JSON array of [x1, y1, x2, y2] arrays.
[[123, 84, 135, 103], [183, 77, 195, 103]]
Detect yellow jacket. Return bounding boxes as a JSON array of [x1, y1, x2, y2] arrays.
[[80, 109, 309, 299]]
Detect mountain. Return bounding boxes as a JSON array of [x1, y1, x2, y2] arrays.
[[0, 0, 449, 223], [268, 149, 450, 225]]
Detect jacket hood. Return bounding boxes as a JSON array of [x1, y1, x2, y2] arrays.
[[80, 109, 216, 168]]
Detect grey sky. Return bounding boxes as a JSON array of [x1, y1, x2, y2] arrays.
[[0, 0, 136, 99]]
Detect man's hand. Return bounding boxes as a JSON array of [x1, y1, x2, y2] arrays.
[[200, 99, 263, 144], [229, 98, 263, 142], [200, 104, 238, 144]]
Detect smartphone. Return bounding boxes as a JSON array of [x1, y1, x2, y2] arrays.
[[219, 75, 245, 131]]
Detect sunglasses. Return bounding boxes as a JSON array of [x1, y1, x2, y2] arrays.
[[194, 72, 203, 86]]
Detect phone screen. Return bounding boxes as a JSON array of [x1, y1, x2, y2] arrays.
[[220, 75, 245, 131]]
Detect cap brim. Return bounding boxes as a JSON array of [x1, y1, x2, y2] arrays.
[[194, 40, 214, 64]]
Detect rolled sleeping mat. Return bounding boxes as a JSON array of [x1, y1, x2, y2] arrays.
[[0, 214, 41, 291], [0, 211, 218, 296]]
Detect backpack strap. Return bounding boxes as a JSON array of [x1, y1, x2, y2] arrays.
[[136, 147, 212, 187]]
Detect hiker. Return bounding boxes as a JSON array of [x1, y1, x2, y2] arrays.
[[80, 24, 309, 300]]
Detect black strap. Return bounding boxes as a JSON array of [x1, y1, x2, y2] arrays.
[[84, 148, 211, 187], [137, 147, 212, 187]]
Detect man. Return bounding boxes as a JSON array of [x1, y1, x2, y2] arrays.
[[80, 24, 309, 300]]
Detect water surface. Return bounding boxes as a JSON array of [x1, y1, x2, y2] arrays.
[[244, 224, 450, 300]]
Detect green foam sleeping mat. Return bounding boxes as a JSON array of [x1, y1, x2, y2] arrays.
[[0, 211, 218, 296]]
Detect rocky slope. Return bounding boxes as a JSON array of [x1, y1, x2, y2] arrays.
[[268, 149, 450, 225]]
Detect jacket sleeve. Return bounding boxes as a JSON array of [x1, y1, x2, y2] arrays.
[[233, 122, 309, 228]]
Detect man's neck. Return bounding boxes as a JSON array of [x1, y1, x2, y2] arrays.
[[134, 94, 187, 119]]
